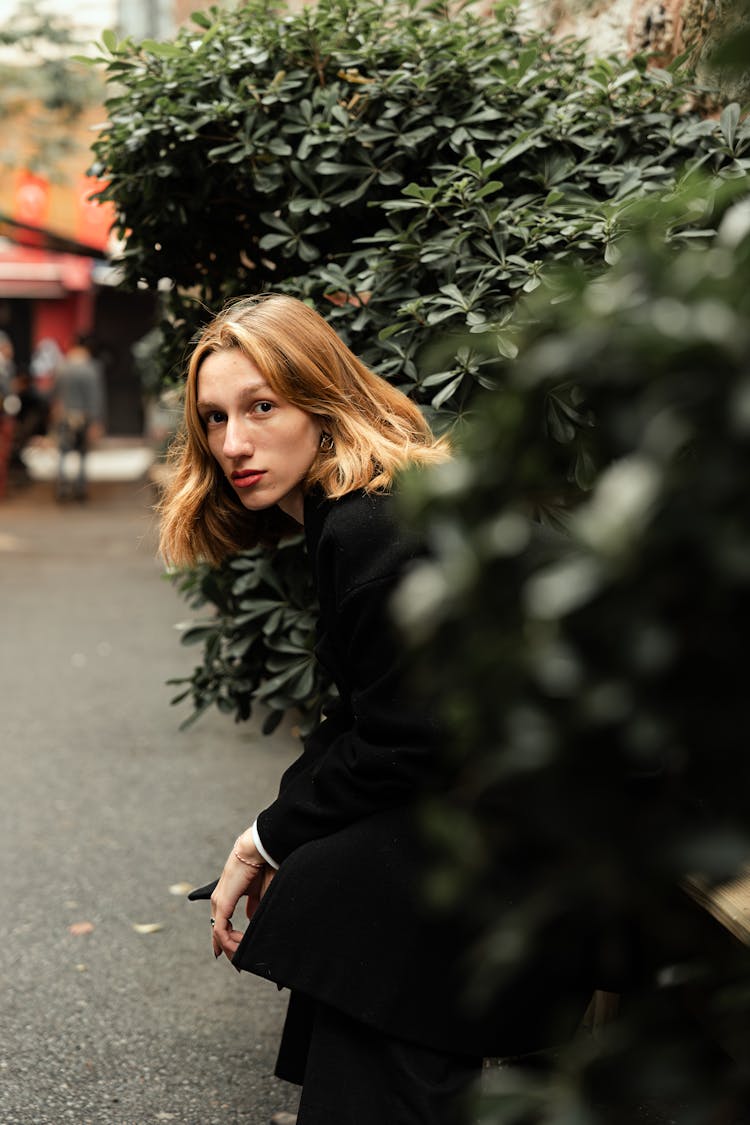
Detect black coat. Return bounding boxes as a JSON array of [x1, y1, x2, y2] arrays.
[[230, 489, 589, 1058]]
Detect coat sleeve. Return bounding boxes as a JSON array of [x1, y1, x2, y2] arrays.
[[255, 556, 439, 865]]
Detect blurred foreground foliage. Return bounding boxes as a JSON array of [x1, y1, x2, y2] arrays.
[[394, 182, 750, 1121], [90, 0, 750, 731]]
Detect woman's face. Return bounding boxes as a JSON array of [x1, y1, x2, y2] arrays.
[[196, 348, 322, 525]]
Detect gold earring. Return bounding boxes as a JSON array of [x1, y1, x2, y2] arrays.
[[320, 432, 334, 452]]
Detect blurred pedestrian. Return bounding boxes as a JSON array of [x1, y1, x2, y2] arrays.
[[0, 331, 15, 398], [8, 368, 51, 482], [53, 335, 105, 501], [30, 336, 63, 425], [0, 332, 18, 499]]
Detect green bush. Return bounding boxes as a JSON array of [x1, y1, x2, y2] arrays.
[[90, 0, 750, 730], [395, 182, 750, 1119], [93, 0, 750, 405], [168, 534, 326, 734]]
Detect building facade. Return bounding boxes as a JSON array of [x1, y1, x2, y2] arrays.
[[515, 0, 726, 68], [0, 0, 176, 42], [0, 0, 209, 433]]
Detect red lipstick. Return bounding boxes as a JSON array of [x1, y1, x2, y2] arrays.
[[232, 470, 266, 488]]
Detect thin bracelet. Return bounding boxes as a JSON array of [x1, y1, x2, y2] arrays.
[[233, 837, 265, 869]]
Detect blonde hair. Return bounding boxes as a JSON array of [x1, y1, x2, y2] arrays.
[[158, 293, 450, 567]]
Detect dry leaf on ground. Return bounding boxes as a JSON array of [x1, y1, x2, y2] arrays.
[[168, 882, 194, 896], [69, 921, 95, 936]]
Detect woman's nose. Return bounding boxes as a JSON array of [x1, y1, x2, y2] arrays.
[[222, 416, 253, 459]]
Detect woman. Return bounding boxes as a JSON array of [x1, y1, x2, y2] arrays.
[[159, 294, 583, 1124]]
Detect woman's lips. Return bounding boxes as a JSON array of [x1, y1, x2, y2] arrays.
[[232, 470, 266, 488]]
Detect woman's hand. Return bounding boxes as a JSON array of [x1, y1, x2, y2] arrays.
[[210, 832, 270, 960]]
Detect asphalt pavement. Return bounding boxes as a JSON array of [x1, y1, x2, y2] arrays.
[[0, 474, 301, 1124]]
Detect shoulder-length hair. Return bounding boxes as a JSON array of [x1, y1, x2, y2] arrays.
[[158, 293, 450, 567]]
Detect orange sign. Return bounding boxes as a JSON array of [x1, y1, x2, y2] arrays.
[[14, 171, 50, 244], [76, 174, 116, 252], [6, 169, 115, 254]]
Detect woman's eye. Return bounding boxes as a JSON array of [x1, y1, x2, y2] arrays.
[[253, 401, 275, 415], [204, 410, 226, 426]]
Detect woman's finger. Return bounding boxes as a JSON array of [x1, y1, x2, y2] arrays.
[[211, 917, 223, 959], [212, 912, 244, 958]]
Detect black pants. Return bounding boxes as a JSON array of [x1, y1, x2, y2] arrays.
[[57, 418, 90, 497], [275, 992, 482, 1125]]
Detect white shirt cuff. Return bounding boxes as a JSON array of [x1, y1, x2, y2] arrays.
[[252, 819, 280, 870]]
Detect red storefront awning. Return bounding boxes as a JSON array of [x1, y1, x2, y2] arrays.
[[0, 244, 93, 297]]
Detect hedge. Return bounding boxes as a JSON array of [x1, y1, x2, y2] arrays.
[[396, 177, 750, 1121], [89, 0, 750, 731]]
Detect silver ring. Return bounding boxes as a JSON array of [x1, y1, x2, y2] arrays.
[[210, 918, 216, 927]]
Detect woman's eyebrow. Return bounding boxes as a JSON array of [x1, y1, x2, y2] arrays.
[[197, 381, 271, 410]]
